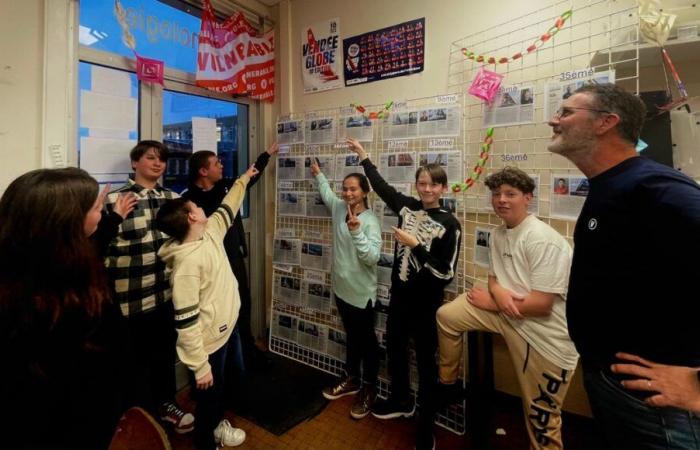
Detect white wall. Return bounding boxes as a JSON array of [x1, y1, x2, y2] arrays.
[[0, 0, 44, 193], [279, 0, 597, 416], [281, 0, 553, 114]]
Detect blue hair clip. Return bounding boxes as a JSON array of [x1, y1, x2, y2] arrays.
[[636, 139, 648, 153]]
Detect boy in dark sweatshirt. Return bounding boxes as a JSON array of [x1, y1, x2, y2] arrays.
[[347, 138, 461, 450]]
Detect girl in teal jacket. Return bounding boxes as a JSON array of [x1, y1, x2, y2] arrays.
[[311, 159, 381, 420]]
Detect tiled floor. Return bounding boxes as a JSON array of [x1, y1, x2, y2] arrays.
[[168, 388, 600, 450], [170, 393, 465, 450]]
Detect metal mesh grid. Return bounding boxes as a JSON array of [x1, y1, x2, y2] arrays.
[[270, 96, 468, 434], [447, 0, 639, 291], [268, 1, 639, 437]]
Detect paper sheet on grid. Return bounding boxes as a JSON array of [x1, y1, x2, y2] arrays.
[[277, 120, 305, 145], [550, 174, 589, 220], [272, 238, 302, 265], [300, 241, 332, 272], [483, 84, 535, 128], [277, 156, 305, 180], [382, 105, 461, 140], [274, 274, 302, 306], [544, 70, 616, 120], [338, 115, 374, 142], [304, 117, 337, 144]]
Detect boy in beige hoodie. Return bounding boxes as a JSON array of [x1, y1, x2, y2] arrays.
[[156, 164, 258, 450]]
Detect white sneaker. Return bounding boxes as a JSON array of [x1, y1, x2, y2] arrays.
[[213, 419, 246, 447]]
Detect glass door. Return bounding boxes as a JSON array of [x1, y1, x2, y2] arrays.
[[161, 90, 249, 206]]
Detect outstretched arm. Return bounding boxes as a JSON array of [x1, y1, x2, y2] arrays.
[[348, 138, 412, 214], [209, 165, 258, 239], [312, 158, 342, 209], [247, 142, 278, 189]]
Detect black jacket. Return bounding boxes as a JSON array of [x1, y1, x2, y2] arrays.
[[183, 151, 271, 259], [360, 158, 461, 299]]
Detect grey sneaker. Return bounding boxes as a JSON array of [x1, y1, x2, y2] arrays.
[[350, 384, 377, 419], [322, 376, 361, 400]]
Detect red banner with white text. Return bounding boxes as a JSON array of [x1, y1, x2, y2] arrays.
[[196, 0, 275, 101]]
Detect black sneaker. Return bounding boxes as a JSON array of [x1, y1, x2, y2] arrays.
[[414, 430, 435, 450], [322, 376, 361, 400], [371, 396, 415, 419], [350, 384, 377, 419]]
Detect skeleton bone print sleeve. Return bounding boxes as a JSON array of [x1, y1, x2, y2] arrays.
[[409, 211, 461, 284], [360, 158, 461, 288]]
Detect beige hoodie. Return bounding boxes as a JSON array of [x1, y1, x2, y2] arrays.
[[158, 174, 250, 379]]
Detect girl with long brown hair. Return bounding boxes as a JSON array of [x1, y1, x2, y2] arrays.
[[0, 168, 128, 449]]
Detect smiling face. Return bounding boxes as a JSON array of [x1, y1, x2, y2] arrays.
[[342, 175, 367, 209], [547, 92, 600, 159], [415, 171, 447, 209], [490, 183, 532, 228], [132, 148, 166, 182]]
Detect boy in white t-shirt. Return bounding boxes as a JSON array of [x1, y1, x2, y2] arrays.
[[436, 167, 578, 450]]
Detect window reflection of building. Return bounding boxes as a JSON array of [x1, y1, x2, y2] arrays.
[[162, 115, 239, 193]]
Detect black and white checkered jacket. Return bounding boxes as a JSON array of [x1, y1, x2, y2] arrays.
[[104, 179, 179, 317]]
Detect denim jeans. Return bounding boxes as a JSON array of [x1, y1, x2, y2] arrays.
[[227, 325, 246, 377], [583, 364, 700, 450]]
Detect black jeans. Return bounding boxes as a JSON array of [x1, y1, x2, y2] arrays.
[[193, 339, 230, 450], [335, 295, 379, 384], [125, 302, 177, 412], [386, 290, 442, 427]]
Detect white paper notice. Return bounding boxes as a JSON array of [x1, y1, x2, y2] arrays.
[[338, 115, 374, 142], [80, 137, 135, 174], [89, 129, 130, 140], [378, 152, 417, 183], [327, 328, 347, 361], [544, 70, 615, 121], [80, 90, 137, 131], [418, 151, 462, 184], [305, 117, 336, 144], [274, 274, 302, 306], [272, 311, 298, 342], [277, 120, 305, 145], [91, 65, 132, 97], [483, 85, 535, 128], [550, 174, 588, 220], [278, 192, 306, 217], [474, 227, 492, 268], [334, 153, 363, 180], [192, 117, 218, 153]]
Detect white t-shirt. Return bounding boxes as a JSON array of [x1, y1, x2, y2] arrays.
[[489, 214, 579, 370]]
